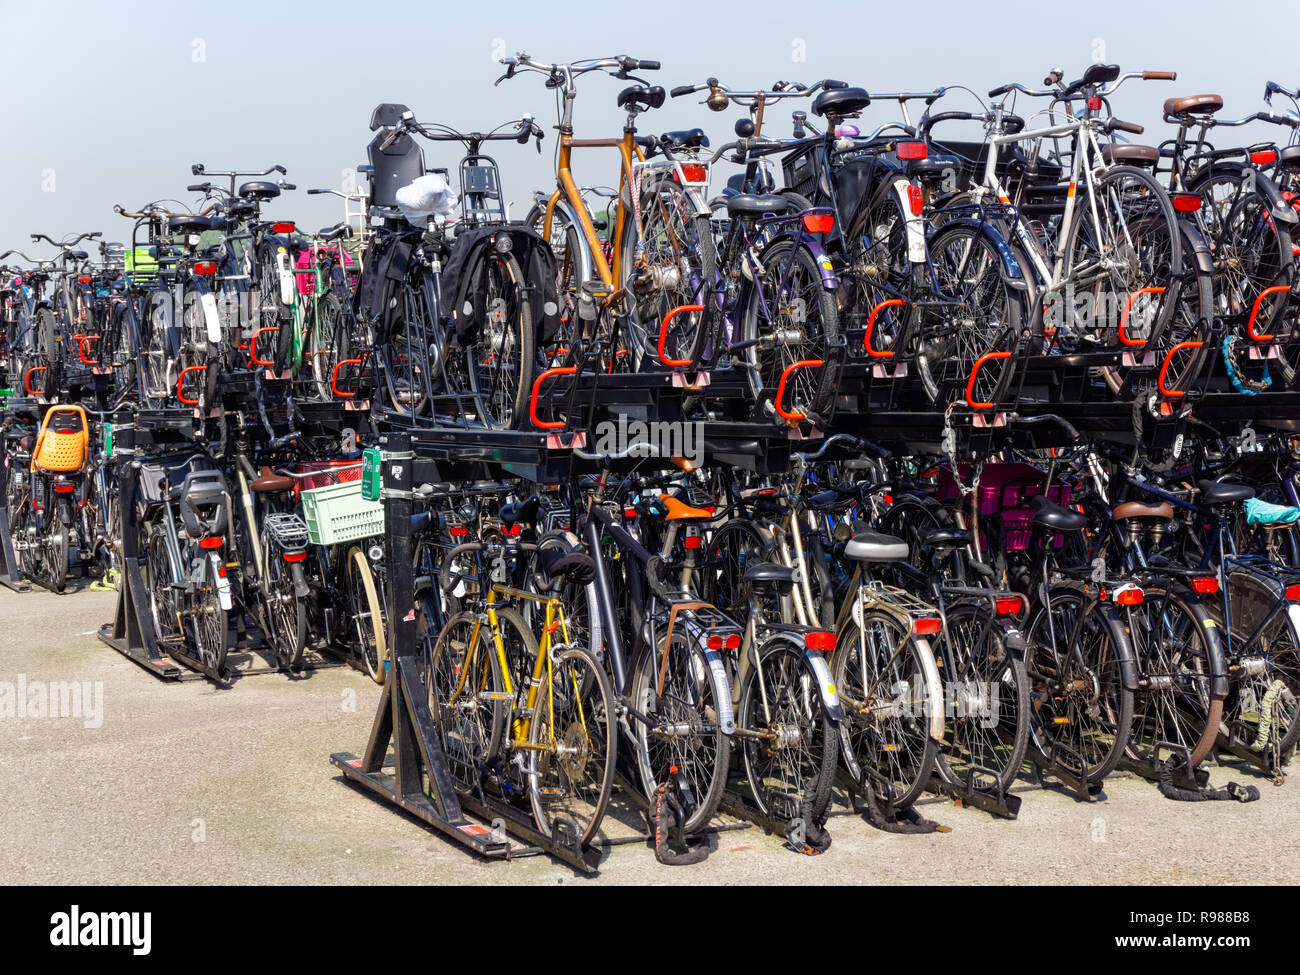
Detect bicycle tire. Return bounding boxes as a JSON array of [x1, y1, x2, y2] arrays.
[[428, 610, 506, 787], [463, 249, 534, 429], [347, 546, 388, 683]]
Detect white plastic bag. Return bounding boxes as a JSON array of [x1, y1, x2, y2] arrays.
[[395, 173, 458, 223]]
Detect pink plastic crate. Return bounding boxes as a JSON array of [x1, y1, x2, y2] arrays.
[[292, 459, 361, 496], [935, 463, 1072, 551], [294, 245, 355, 296]]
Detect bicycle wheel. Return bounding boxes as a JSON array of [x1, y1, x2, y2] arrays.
[[842, 182, 915, 358], [923, 222, 1024, 405], [527, 644, 616, 847], [738, 638, 837, 824], [256, 246, 292, 371], [43, 514, 68, 593], [427, 611, 505, 787], [632, 626, 730, 835], [1219, 570, 1300, 762], [619, 175, 716, 366], [1123, 583, 1222, 769], [835, 608, 940, 807], [346, 546, 388, 683], [144, 522, 180, 647], [525, 531, 603, 667], [189, 554, 228, 674], [260, 534, 306, 670], [526, 201, 588, 362], [308, 291, 347, 400], [740, 239, 839, 417], [934, 602, 1030, 794], [463, 250, 533, 429], [700, 518, 772, 629], [1025, 584, 1134, 785]]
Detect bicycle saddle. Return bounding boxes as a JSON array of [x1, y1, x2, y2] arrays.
[[167, 214, 213, 235], [1029, 494, 1087, 533], [1280, 146, 1300, 170], [1163, 94, 1223, 117], [660, 128, 709, 149], [843, 530, 908, 563], [743, 561, 795, 593], [317, 223, 351, 241], [617, 85, 666, 111], [811, 86, 870, 120], [657, 494, 713, 520], [500, 496, 541, 527], [538, 550, 596, 586], [251, 466, 294, 493], [725, 193, 790, 218], [1111, 500, 1174, 521], [1100, 143, 1160, 166], [1197, 479, 1254, 506], [922, 528, 971, 549], [239, 180, 281, 201]]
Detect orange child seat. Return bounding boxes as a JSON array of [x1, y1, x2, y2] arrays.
[[659, 494, 714, 521], [31, 406, 90, 473]]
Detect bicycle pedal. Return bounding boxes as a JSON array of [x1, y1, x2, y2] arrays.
[[476, 691, 513, 701]]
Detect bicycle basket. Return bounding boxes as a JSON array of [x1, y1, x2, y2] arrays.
[[781, 143, 821, 198], [300, 477, 384, 546]]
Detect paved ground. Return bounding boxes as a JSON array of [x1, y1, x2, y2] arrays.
[[2, 584, 1297, 885]]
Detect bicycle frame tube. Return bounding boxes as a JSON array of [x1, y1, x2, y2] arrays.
[[551, 131, 644, 288]]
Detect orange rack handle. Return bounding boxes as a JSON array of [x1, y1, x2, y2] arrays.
[[332, 357, 362, 398], [530, 365, 577, 430], [177, 364, 207, 405], [1158, 341, 1202, 398], [1117, 287, 1165, 347], [1247, 284, 1289, 342], [659, 304, 704, 368], [774, 359, 823, 422], [24, 366, 47, 395], [248, 326, 280, 366], [965, 350, 1011, 409], [864, 299, 904, 358]]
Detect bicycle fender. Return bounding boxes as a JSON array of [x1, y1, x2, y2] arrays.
[[931, 217, 1029, 290], [289, 561, 310, 600], [805, 646, 844, 721], [1167, 580, 1230, 698], [803, 238, 838, 290], [209, 552, 232, 611], [890, 177, 928, 265], [1286, 603, 1300, 650], [911, 636, 948, 741], [1098, 602, 1142, 692], [702, 647, 735, 736], [1177, 218, 1215, 279]]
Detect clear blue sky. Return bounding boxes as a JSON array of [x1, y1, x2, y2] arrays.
[[1, 0, 1295, 252]]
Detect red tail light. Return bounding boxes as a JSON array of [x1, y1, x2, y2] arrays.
[[272, 222, 296, 234], [707, 635, 724, 650], [913, 617, 942, 636], [623, 507, 638, 518], [1114, 584, 1144, 606], [77, 276, 92, 284], [1286, 583, 1300, 601], [1172, 194, 1202, 213], [194, 261, 218, 275], [725, 633, 741, 650], [801, 213, 834, 234], [896, 141, 927, 161], [1087, 96, 1102, 111], [283, 552, 307, 562], [449, 525, 468, 538], [199, 536, 223, 549], [995, 596, 1024, 615], [1190, 577, 1219, 595], [1252, 150, 1277, 165], [678, 163, 707, 183], [53, 483, 76, 493], [502, 524, 522, 536], [805, 631, 835, 651], [907, 185, 924, 216], [683, 535, 702, 549]]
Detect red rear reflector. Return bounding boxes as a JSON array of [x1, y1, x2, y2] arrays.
[[449, 526, 468, 537], [805, 631, 835, 651], [801, 213, 834, 234], [907, 185, 924, 215], [1114, 585, 1144, 606], [1087, 96, 1102, 111], [194, 260, 218, 275], [283, 552, 307, 562], [53, 483, 75, 493], [1172, 194, 1202, 213], [272, 222, 296, 234], [707, 635, 724, 650], [623, 507, 638, 518], [503, 524, 522, 536], [679, 163, 707, 183], [684, 535, 702, 549], [913, 617, 942, 635], [199, 537, 223, 549], [1252, 150, 1277, 165], [1286, 583, 1300, 601], [882, 494, 894, 505], [724, 633, 741, 650], [78, 276, 92, 284], [896, 141, 927, 161], [1190, 577, 1219, 595], [995, 596, 1023, 615]]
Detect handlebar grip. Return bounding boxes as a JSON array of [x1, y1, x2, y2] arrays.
[[281, 183, 296, 191], [988, 84, 1012, 98], [638, 59, 660, 70], [186, 184, 207, 192], [306, 189, 324, 195], [1142, 71, 1176, 81], [1109, 119, 1145, 135], [824, 79, 848, 89], [670, 85, 695, 98]]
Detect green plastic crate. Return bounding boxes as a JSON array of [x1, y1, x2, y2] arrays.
[[300, 478, 384, 546], [124, 247, 158, 281]]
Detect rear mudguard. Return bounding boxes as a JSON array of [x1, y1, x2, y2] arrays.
[[928, 216, 1031, 292]]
